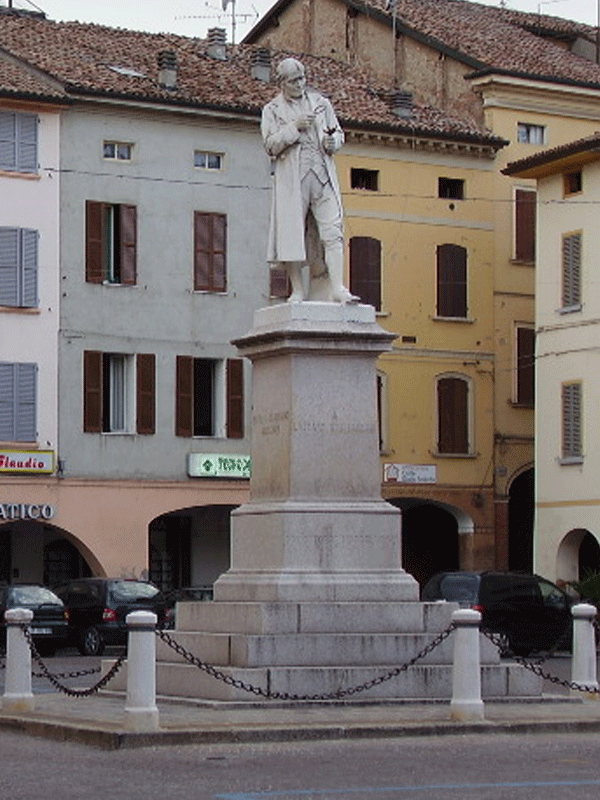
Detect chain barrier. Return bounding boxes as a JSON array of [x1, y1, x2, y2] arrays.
[[482, 629, 599, 695], [19, 624, 126, 697], [156, 623, 456, 701]]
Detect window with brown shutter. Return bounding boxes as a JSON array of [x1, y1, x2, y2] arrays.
[[437, 376, 469, 454], [136, 353, 155, 435], [514, 189, 536, 263], [437, 244, 467, 318], [226, 358, 244, 439], [85, 201, 137, 284], [350, 236, 381, 311], [194, 212, 227, 292], [516, 327, 535, 407], [83, 350, 102, 432]]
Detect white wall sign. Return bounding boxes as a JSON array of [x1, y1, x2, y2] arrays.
[[383, 463, 437, 484], [188, 453, 251, 479], [0, 503, 55, 520], [0, 450, 54, 474]]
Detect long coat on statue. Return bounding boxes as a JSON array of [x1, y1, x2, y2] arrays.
[[261, 89, 344, 267]]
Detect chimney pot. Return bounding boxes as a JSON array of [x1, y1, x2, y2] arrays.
[[207, 27, 227, 60], [251, 48, 272, 82], [392, 89, 413, 119], [158, 50, 177, 89]]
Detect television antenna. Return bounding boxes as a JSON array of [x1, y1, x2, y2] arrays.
[[176, 2, 259, 44]]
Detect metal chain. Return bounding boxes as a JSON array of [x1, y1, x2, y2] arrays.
[[31, 664, 101, 680], [482, 629, 599, 695], [155, 623, 456, 701], [19, 624, 126, 697]]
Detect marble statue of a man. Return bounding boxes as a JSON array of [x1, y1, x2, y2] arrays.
[[261, 57, 358, 304]]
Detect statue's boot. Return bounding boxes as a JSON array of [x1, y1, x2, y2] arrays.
[[325, 245, 359, 304], [287, 262, 306, 302]]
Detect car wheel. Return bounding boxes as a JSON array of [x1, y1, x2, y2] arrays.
[[78, 626, 105, 656]]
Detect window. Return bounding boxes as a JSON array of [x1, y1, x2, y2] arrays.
[[0, 111, 38, 173], [562, 232, 582, 310], [350, 168, 379, 191], [517, 123, 546, 145], [437, 376, 469, 455], [194, 212, 226, 292], [194, 150, 223, 170], [0, 362, 36, 442], [175, 356, 243, 439], [564, 170, 582, 196], [438, 178, 464, 200], [561, 382, 582, 461], [103, 141, 133, 161], [83, 351, 155, 434], [515, 326, 535, 407], [350, 236, 381, 311], [0, 227, 38, 307], [436, 244, 467, 318], [514, 189, 536, 263], [85, 201, 137, 285]]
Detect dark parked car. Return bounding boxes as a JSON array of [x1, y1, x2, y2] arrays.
[[0, 584, 69, 656], [53, 578, 172, 656], [421, 571, 575, 656]]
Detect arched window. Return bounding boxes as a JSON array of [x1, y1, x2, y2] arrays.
[[437, 375, 469, 454], [350, 236, 381, 311]]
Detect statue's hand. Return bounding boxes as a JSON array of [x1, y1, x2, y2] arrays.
[[296, 112, 316, 131]]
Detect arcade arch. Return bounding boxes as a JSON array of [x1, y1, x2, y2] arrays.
[[556, 528, 600, 585], [507, 467, 534, 572]]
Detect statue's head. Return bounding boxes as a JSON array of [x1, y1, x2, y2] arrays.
[[277, 58, 306, 100]]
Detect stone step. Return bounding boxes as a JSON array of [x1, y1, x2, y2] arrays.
[[155, 629, 500, 668], [175, 600, 455, 635], [107, 660, 542, 702]]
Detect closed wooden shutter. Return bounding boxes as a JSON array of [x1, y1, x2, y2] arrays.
[[83, 351, 103, 432], [0, 112, 16, 170], [136, 353, 155, 435], [438, 377, 468, 454], [175, 355, 193, 437], [562, 382, 582, 458], [21, 228, 38, 307], [516, 327, 535, 406], [0, 362, 36, 441], [0, 227, 18, 306], [194, 212, 227, 292], [86, 201, 105, 284], [119, 204, 137, 285], [350, 236, 381, 310], [226, 358, 244, 439], [562, 233, 581, 308], [515, 189, 536, 263], [437, 244, 467, 318], [17, 113, 38, 173]]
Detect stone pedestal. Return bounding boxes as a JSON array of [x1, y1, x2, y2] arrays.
[[214, 302, 419, 603]]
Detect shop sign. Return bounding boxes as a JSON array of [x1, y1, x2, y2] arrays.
[[188, 453, 251, 479], [0, 449, 54, 474], [383, 463, 437, 484], [0, 503, 55, 520]]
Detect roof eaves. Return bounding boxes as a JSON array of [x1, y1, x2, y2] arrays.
[[342, 116, 508, 150], [503, 133, 600, 176], [466, 66, 600, 92]]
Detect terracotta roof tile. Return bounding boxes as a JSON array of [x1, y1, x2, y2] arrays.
[[0, 11, 505, 147], [503, 132, 600, 175]]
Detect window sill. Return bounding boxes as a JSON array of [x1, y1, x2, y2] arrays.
[[559, 304, 582, 315], [510, 259, 534, 267], [432, 315, 475, 324], [510, 401, 534, 409], [0, 170, 40, 180], [559, 456, 584, 465], [375, 310, 389, 318], [0, 305, 41, 314], [0, 440, 39, 448], [193, 290, 228, 296], [101, 281, 138, 288], [432, 451, 478, 459]]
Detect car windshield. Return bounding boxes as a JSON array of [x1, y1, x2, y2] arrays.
[[8, 586, 63, 606], [109, 581, 160, 602], [439, 574, 479, 603]]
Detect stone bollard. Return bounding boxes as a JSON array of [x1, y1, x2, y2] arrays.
[[2, 608, 35, 713], [124, 610, 159, 732], [450, 608, 484, 722], [571, 602, 599, 696]]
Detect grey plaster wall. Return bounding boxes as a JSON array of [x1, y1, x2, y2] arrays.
[[58, 104, 271, 479]]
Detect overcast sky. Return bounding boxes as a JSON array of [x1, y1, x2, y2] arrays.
[[11, 0, 599, 43]]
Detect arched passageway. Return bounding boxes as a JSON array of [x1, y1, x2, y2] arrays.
[[508, 468, 534, 573]]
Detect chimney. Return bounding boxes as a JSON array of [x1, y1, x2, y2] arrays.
[[207, 27, 227, 60], [158, 50, 177, 90], [391, 89, 413, 119], [250, 48, 272, 82]]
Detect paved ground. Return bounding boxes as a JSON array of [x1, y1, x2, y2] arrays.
[[2, 649, 600, 749]]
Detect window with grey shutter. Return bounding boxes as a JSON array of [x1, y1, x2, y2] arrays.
[[0, 111, 38, 173], [0, 227, 38, 308], [562, 232, 581, 310], [0, 362, 37, 442], [562, 382, 582, 461]]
